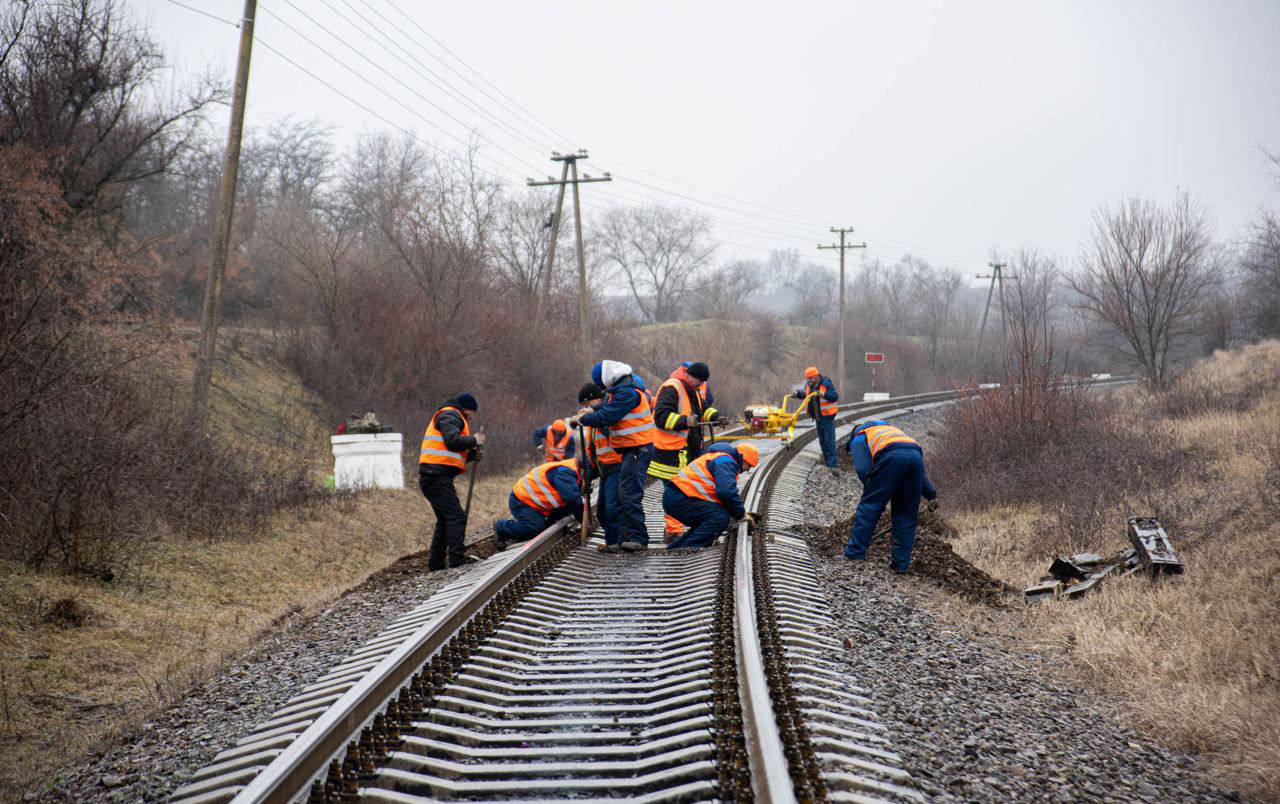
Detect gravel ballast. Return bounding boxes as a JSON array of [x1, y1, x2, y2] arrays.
[[35, 554, 478, 803], [801, 408, 1242, 802]]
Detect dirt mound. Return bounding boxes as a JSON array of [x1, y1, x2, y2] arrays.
[[808, 511, 1013, 607]]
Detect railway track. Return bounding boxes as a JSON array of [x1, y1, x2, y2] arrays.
[[171, 382, 1131, 803]]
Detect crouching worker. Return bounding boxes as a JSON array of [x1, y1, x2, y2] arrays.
[[843, 420, 938, 573], [662, 442, 759, 549], [494, 458, 584, 550]]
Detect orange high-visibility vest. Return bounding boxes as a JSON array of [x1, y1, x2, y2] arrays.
[[607, 387, 655, 448], [671, 452, 736, 504], [654, 377, 695, 451], [544, 423, 572, 461], [419, 407, 471, 472], [810, 379, 838, 417], [513, 459, 578, 515], [862, 424, 918, 459], [586, 426, 620, 466]]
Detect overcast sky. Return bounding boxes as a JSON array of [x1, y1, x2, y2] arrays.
[[135, 0, 1280, 281]]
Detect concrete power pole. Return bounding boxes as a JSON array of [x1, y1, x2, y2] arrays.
[[527, 151, 612, 378], [818, 227, 866, 397], [188, 0, 257, 435], [975, 261, 1010, 357]]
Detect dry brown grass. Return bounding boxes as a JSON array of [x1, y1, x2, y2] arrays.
[[0, 326, 526, 797], [947, 341, 1280, 800]]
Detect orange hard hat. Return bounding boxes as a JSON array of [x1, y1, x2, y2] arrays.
[[804, 366, 819, 379], [737, 442, 759, 468], [553, 418, 567, 430]]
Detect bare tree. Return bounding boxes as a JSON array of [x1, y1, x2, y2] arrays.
[[1240, 210, 1280, 338], [773, 248, 836, 325], [492, 188, 555, 301], [1070, 192, 1218, 388], [260, 201, 356, 335], [912, 260, 966, 369], [599, 204, 715, 323], [689, 259, 758, 319], [0, 0, 224, 222]]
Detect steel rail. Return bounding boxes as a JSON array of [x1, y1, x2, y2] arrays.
[[231, 519, 575, 803]]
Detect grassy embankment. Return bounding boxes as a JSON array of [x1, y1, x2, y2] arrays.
[[946, 342, 1280, 800], [0, 330, 522, 796]]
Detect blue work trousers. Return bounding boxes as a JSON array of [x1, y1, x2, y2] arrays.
[[816, 414, 838, 468], [662, 486, 731, 549], [596, 469, 621, 546], [495, 493, 574, 543], [616, 445, 653, 545], [844, 447, 926, 571]]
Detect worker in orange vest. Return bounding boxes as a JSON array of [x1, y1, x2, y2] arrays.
[[662, 443, 759, 549], [493, 458, 584, 549], [843, 420, 938, 573], [575, 382, 626, 551], [570, 360, 655, 551], [650, 361, 726, 542], [794, 366, 840, 473], [532, 418, 575, 462], [418, 393, 485, 570]]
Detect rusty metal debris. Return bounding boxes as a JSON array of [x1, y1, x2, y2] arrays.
[[1025, 516, 1182, 604]]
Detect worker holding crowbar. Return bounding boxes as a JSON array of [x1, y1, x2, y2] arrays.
[[648, 361, 730, 543], [418, 392, 485, 571]]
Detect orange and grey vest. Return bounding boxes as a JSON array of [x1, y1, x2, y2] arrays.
[[544, 425, 572, 461], [419, 407, 471, 472], [861, 424, 918, 460], [607, 387, 655, 448], [670, 452, 736, 504], [513, 459, 578, 515], [654, 377, 696, 451], [810, 379, 838, 417], [586, 425, 620, 467]]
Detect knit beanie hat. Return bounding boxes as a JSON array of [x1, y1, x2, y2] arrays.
[[578, 383, 604, 404], [455, 392, 478, 411], [687, 361, 710, 381], [591, 361, 604, 388]]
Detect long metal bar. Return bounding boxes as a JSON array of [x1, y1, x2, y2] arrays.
[[230, 520, 573, 803]]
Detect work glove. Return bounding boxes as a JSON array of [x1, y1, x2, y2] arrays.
[[470, 444, 484, 461], [743, 512, 760, 527], [565, 415, 580, 427], [792, 390, 805, 400], [924, 499, 938, 513], [716, 416, 731, 427], [473, 433, 487, 446]]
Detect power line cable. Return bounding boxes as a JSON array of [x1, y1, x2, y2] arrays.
[[163, 0, 238, 27], [260, 0, 547, 177]]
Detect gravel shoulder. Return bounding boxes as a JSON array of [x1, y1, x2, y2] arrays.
[[801, 408, 1244, 802], [34, 554, 478, 803]]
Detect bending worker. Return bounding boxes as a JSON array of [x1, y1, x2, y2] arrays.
[[843, 420, 938, 573], [795, 366, 840, 473], [418, 393, 485, 570], [571, 360, 654, 552], [533, 418, 575, 462], [662, 442, 759, 549], [577, 382, 625, 552], [494, 457, 584, 549], [649, 361, 727, 542]]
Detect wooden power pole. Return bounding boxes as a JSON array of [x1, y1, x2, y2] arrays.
[[188, 0, 257, 435], [818, 227, 866, 397], [527, 151, 611, 378]]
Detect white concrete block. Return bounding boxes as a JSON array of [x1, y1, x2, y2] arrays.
[[862, 392, 891, 402], [331, 433, 404, 490]]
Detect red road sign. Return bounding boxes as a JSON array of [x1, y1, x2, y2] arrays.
[[864, 352, 885, 364]]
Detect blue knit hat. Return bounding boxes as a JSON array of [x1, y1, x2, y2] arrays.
[[455, 392, 478, 411], [591, 361, 604, 388]]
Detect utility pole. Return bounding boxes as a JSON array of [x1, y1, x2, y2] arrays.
[[818, 227, 866, 397], [975, 261, 1011, 356], [533, 159, 569, 325], [528, 151, 611, 378], [188, 0, 256, 435]]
